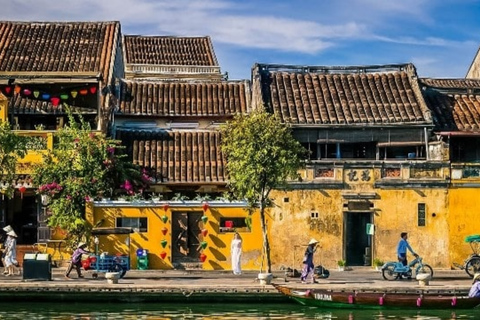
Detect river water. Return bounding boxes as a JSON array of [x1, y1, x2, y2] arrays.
[[0, 302, 477, 319]]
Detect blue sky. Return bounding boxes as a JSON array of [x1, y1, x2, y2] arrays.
[[1, 0, 480, 80]]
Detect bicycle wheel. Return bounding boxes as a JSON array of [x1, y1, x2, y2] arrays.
[[465, 257, 480, 278], [382, 264, 399, 281], [109, 263, 127, 278], [415, 264, 434, 279]]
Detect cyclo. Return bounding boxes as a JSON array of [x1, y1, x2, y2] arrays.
[[382, 254, 434, 281], [453, 234, 480, 278]]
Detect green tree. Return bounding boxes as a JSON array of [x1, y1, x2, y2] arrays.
[[220, 109, 307, 273], [33, 112, 148, 246], [0, 121, 30, 198]]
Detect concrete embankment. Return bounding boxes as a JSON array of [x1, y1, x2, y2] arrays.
[[0, 267, 472, 303]]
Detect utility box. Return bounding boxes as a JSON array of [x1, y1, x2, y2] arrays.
[[136, 249, 149, 270], [23, 253, 52, 281]]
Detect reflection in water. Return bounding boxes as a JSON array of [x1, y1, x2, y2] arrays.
[[0, 302, 476, 319]]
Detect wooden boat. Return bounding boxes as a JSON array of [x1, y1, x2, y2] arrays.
[[274, 284, 480, 309]]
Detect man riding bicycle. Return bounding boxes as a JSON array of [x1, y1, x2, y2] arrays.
[[397, 232, 418, 279]]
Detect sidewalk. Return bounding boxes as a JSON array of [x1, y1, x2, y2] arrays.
[[0, 266, 473, 303]]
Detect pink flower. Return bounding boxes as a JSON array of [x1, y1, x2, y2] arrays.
[[107, 147, 115, 154], [66, 195, 72, 200]]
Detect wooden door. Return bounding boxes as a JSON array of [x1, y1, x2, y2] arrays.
[[172, 211, 203, 262]]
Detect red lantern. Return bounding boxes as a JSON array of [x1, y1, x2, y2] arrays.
[[160, 251, 167, 259], [202, 202, 209, 211], [201, 229, 208, 237], [200, 253, 207, 263], [161, 227, 168, 236], [51, 97, 60, 107], [22, 88, 31, 96], [14, 85, 21, 94], [3, 86, 12, 95], [19, 186, 26, 199], [79, 89, 88, 95], [89, 86, 97, 94], [163, 203, 169, 212]]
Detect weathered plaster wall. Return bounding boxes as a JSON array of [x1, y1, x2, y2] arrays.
[[448, 188, 480, 266], [269, 184, 450, 270]]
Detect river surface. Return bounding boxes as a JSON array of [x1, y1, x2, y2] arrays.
[[0, 302, 477, 319]]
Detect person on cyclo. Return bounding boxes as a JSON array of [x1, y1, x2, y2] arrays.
[[397, 232, 418, 279]]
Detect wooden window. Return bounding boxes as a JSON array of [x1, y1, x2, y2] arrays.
[[219, 217, 250, 233], [116, 217, 148, 232], [418, 203, 426, 227]]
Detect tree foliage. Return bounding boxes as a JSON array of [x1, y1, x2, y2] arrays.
[[33, 111, 149, 246], [0, 121, 30, 198], [220, 109, 307, 273]]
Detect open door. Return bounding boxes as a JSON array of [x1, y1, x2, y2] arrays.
[[171, 211, 203, 263]]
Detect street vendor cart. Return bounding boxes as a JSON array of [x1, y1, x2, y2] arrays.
[[83, 227, 133, 279]]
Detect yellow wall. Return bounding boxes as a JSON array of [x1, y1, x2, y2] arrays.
[[85, 201, 267, 270], [268, 165, 450, 270], [448, 187, 480, 266]]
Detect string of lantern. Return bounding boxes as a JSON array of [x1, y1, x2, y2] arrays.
[[0, 84, 98, 108]]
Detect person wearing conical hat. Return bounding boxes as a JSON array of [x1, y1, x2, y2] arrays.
[[468, 273, 480, 298], [4, 230, 18, 276], [300, 238, 319, 284], [1, 226, 14, 275], [65, 242, 90, 280]]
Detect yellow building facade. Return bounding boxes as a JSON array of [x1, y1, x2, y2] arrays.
[[85, 201, 267, 270]]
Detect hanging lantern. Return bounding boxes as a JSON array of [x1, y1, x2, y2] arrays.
[[79, 88, 88, 95], [200, 241, 208, 249], [202, 202, 209, 211], [160, 251, 167, 259], [161, 215, 168, 223], [42, 93, 50, 100], [200, 253, 207, 263], [19, 186, 27, 199], [71, 90, 78, 98], [163, 203, 169, 212], [161, 227, 168, 236], [201, 229, 208, 237], [14, 85, 21, 94], [89, 86, 97, 94], [60, 94, 69, 100], [51, 97, 60, 107], [33, 90, 40, 98], [201, 215, 208, 224], [22, 88, 32, 96], [160, 239, 168, 248], [3, 86, 12, 95]]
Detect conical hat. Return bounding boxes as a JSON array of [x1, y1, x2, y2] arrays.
[[308, 238, 319, 245], [7, 230, 17, 237], [2, 225, 12, 233]]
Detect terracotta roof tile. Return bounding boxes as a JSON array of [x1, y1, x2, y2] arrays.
[[420, 80, 480, 132], [118, 80, 250, 116], [124, 36, 218, 66], [116, 129, 226, 184], [0, 21, 119, 75], [253, 63, 432, 126], [420, 78, 480, 89]]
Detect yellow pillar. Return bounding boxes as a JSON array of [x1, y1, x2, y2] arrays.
[[0, 92, 7, 122]]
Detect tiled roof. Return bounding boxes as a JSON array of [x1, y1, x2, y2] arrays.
[[116, 129, 226, 184], [0, 21, 119, 75], [253, 63, 432, 126], [420, 78, 480, 90], [10, 94, 96, 114], [118, 80, 250, 116], [123, 36, 218, 66], [420, 79, 480, 132]]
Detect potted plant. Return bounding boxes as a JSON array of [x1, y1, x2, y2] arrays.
[[337, 260, 346, 271], [373, 258, 384, 271]]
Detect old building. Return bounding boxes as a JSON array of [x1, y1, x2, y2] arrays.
[[0, 21, 121, 260], [251, 63, 457, 269], [83, 35, 264, 270]]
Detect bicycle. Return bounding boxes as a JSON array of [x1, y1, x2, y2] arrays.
[[382, 255, 434, 281]]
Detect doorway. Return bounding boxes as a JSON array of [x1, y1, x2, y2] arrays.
[[171, 211, 203, 263], [345, 211, 372, 266]]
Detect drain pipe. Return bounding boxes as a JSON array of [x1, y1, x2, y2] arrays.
[[424, 127, 429, 160]]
